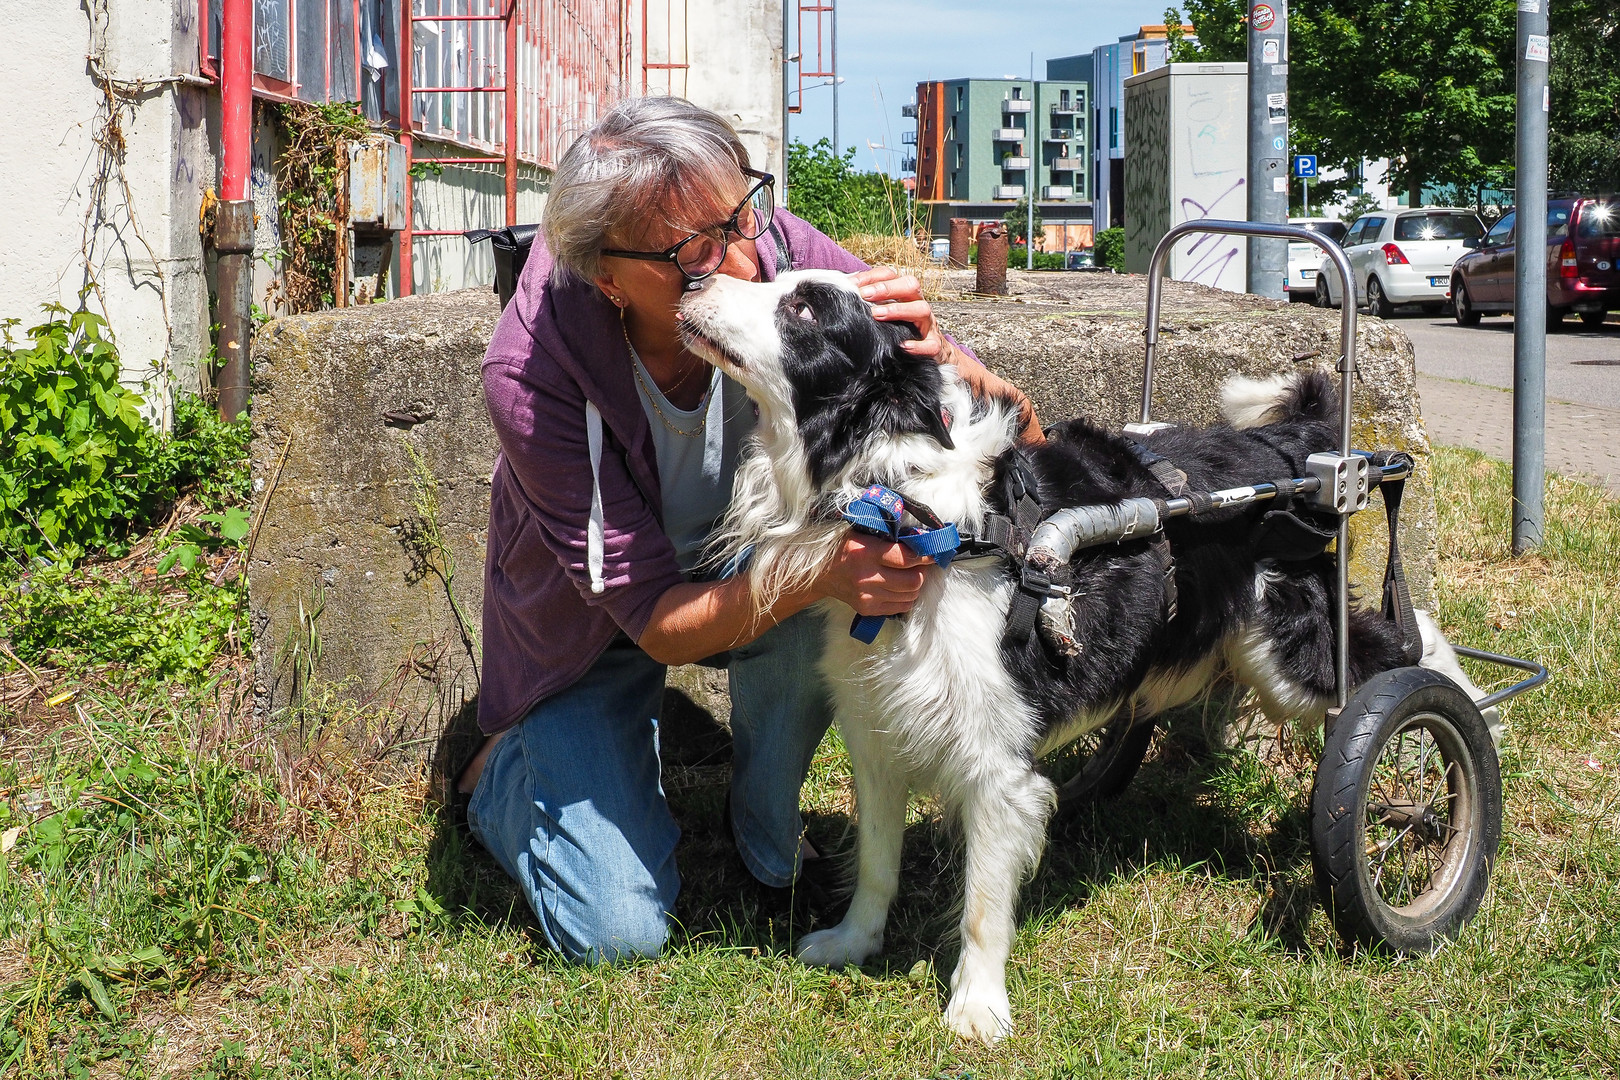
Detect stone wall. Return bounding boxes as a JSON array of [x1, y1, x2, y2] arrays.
[[248, 269, 1435, 763]]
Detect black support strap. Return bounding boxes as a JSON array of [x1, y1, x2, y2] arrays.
[[1375, 453, 1424, 666]]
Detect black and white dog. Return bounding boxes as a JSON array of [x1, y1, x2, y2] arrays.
[[678, 270, 1493, 1042]]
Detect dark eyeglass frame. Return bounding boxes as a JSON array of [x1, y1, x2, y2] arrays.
[[599, 169, 775, 283]]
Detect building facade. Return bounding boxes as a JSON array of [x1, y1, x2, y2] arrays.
[[911, 77, 1092, 249], [4, 0, 782, 412], [1053, 25, 1188, 236]]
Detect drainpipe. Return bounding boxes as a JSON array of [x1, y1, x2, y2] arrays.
[[215, 0, 254, 422]]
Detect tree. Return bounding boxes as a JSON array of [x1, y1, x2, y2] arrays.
[[1094, 227, 1126, 271], [1168, 1, 1518, 206], [1003, 197, 1043, 246], [785, 139, 911, 240], [1164, 2, 1244, 62], [1549, 0, 1620, 193]]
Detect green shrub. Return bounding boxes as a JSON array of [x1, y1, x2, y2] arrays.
[[1094, 227, 1126, 271], [3, 562, 247, 681], [0, 306, 249, 562], [1008, 247, 1069, 270], [786, 139, 912, 240]]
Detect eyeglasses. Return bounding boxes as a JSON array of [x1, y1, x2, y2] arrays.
[[600, 170, 775, 282]]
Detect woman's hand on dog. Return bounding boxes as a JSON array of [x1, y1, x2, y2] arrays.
[[852, 266, 956, 363], [816, 534, 932, 616]]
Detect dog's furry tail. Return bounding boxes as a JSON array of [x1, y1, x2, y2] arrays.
[[1221, 369, 1339, 430]]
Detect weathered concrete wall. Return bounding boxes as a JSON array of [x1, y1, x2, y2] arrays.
[[249, 269, 1435, 761]]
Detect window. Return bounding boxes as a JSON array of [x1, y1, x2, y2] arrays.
[[1485, 212, 1516, 246], [1577, 201, 1619, 238], [1012, 86, 1023, 99], [1108, 107, 1118, 150], [950, 171, 958, 198], [956, 86, 964, 111], [1060, 88, 1070, 109], [1361, 217, 1387, 242], [1394, 213, 1484, 241], [954, 143, 962, 168]]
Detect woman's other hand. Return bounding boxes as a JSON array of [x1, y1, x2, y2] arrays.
[[814, 533, 931, 617]]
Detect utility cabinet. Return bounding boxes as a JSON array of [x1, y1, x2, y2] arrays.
[[1123, 63, 1249, 293]]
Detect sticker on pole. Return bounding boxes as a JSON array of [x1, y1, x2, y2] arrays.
[[1272, 177, 1289, 193], [1267, 92, 1288, 125], [1262, 38, 1280, 65], [1251, 3, 1276, 31], [1517, 0, 1540, 11], [1295, 154, 1318, 178], [1525, 35, 1550, 63]]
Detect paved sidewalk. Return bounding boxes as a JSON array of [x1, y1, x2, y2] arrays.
[[1418, 375, 1620, 496]]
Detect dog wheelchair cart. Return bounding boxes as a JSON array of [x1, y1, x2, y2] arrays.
[[1042, 220, 1547, 954]]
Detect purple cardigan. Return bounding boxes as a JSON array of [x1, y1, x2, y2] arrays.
[[478, 211, 979, 734]]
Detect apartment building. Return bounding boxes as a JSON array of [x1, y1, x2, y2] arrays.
[[911, 77, 1091, 248], [1049, 24, 1190, 234]]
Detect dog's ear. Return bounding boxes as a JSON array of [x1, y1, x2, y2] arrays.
[[869, 319, 954, 451]]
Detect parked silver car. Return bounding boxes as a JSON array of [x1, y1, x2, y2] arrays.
[[1314, 209, 1485, 316], [1285, 218, 1349, 302]]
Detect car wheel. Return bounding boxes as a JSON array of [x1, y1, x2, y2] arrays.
[[1315, 276, 1335, 309], [1453, 279, 1481, 326], [1368, 276, 1396, 319], [1580, 310, 1608, 330]]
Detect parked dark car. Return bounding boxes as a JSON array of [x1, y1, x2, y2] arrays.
[[1451, 197, 1620, 329]]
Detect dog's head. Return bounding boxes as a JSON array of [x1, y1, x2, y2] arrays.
[[678, 270, 954, 489]]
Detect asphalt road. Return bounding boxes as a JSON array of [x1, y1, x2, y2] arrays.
[[1395, 313, 1620, 410], [1375, 310, 1620, 494]]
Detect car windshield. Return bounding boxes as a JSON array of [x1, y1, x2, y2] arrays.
[[1296, 221, 1349, 244], [1394, 213, 1484, 241], [1578, 202, 1620, 238]]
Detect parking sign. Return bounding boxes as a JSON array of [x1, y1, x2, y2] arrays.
[[1295, 154, 1318, 178]]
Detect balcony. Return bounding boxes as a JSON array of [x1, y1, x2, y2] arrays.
[[901, 130, 917, 144], [901, 103, 917, 118], [1001, 155, 1031, 169], [1045, 128, 1075, 141], [1051, 157, 1083, 171], [1042, 185, 1075, 199], [1050, 102, 1081, 115], [992, 184, 1025, 199], [992, 127, 1024, 141], [902, 157, 916, 172], [1003, 98, 1032, 113]]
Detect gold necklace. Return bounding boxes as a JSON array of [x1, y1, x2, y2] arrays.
[[623, 317, 712, 439]]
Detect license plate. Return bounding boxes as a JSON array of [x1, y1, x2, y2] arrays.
[[1301, 269, 1317, 280], [1428, 276, 1446, 287]]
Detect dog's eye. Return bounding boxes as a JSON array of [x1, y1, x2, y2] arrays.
[[794, 303, 817, 323]]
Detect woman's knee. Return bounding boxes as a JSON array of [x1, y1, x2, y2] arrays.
[[545, 890, 673, 964]]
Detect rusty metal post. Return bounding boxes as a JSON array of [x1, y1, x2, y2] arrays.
[[947, 218, 971, 269], [976, 225, 1008, 295], [214, 201, 254, 421]]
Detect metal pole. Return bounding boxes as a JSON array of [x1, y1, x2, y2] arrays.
[[215, 0, 254, 422], [831, 0, 838, 156], [1027, 58, 1035, 270], [1513, 0, 1550, 554], [782, 0, 790, 206], [398, 0, 414, 296], [504, 0, 517, 228], [1246, 0, 1288, 298]]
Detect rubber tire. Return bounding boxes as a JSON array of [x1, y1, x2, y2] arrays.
[[1453, 278, 1481, 326], [1045, 715, 1157, 814], [1368, 276, 1396, 320], [1310, 667, 1501, 954], [1580, 310, 1607, 329], [1315, 276, 1335, 309]]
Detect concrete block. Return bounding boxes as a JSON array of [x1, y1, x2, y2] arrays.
[[249, 270, 1435, 771]]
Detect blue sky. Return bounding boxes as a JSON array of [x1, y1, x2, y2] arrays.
[[789, 0, 1178, 175]]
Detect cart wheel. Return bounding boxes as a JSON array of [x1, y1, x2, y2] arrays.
[[1044, 715, 1156, 813], [1310, 667, 1501, 954]]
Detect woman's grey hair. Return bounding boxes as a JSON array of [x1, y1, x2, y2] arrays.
[[544, 97, 753, 283]]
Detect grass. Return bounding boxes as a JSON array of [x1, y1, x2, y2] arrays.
[[3, 444, 1619, 1077]]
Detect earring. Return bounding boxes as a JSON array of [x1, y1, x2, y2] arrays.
[[607, 293, 627, 308]]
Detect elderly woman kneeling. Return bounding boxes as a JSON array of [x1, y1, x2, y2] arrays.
[[456, 96, 1040, 963]]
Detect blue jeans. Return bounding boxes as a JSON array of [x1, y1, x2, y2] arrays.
[[466, 608, 831, 963]]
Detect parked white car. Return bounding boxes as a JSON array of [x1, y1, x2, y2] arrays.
[[1285, 218, 1350, 302], [1313, 208, 1486, 316]]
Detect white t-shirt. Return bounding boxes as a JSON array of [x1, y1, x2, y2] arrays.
[[629, 351, 758, 573]]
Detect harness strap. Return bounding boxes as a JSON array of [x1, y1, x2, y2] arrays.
[[1374, 452, 1423, 665], [1122, 435, 1186, 623]]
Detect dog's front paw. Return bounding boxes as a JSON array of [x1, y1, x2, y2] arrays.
[[795, 924, 880, 968], [943, 984, 1013, 1044]]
